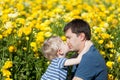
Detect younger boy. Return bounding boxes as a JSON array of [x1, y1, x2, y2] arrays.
[[41, 36, 92, 80]]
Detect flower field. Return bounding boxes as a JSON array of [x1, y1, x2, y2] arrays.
[[0, 0, 120, 80]]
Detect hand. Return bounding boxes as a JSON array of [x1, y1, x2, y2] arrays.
[[72, 77, 83, 80], [80, 40, 93, 55], [85, 40, 93, 47]]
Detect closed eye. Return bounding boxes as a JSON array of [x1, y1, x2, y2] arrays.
[[66, 36, 70, 39]]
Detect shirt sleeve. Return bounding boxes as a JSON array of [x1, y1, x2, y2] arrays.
[[57, 58, 67, 69]]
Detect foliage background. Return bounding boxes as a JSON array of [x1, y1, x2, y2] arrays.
[[0, 0, 120, 80]]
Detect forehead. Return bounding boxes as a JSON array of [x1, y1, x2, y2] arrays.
[[65, 28, 76, 37], [65, 28, 72, 35], [55, 37, 63, 42]]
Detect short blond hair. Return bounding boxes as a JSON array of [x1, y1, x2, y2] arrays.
[[42, 36, 62, 60]]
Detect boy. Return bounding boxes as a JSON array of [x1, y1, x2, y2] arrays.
[[41, 36, 92, 80]]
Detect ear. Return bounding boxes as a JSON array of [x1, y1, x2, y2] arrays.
[[57, 49, 63, 55], [79, 33, 86, 41]]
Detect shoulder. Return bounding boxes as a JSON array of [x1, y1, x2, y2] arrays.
[[78, 45, 106, 69], [83, 45, 101, 58], [52, 58, 67, 68], [54, 58, 67, 62], [51, 58, 67, 63], [74, 46, 107, 79], [79, 45, 105, 66]]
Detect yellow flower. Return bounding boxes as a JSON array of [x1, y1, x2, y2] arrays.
[[16, 18, 25, 25], [107, 14, 115, 23], [23, 27, 32, 36], [61, 36, 66, 41], [54, 8, 63, 14], [106, 61, 114, 69], [105, 41, 114, 49], [39, 23, 46, 31], [109, 54, 113, 58], [8, 12, 18, 18], [94, 27, 103, 33], [115, 77, 119, 80], [4, 21, 13, 29], [0, 9, 3, 16], [35, 23, 41, 30], [73, 16, 81, 19], [36, 32, 44, 37], [104, 22, 109, 28], [26, 37, 29, 41], [108, 74, 114, 80], [36, 36, 44, 43], [30, 42, 37, 52], [16, 3, 24, 11], [47, 61, 50, 65], [34, 52, 39, 58], [23, 47, 27, 51], [81, 12, 88, 19], [70, 10, 80, 16], [2, 28, 13, 37], [44, 20, 51, 25], [65, 4, 73, 11], [94, 36, 98, 40], [8, 46, 16, 53], [109, 42, 114, 48], [117, 56, 120, 62], [30, 42, 36, 48], [33, 47, 38, 52], [44, 27, 52, 32], [5, 78, 13, 80], [101, 33, 110, 39], [112, 19, 118, 26], [110, 49, 116, 54], [0, 34, 3, 39], [44, 32, 52, 38], [98, 40, 104, 44], [2, 61, 13, 69], [110, 35, 114, 39], [1, 14, 8, 23], [1, 69, 11, 78], [100, 50, 105, 56], [36, 32, 45, 43]]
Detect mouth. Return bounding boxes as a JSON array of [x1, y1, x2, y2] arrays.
[[68, 44, 72, 49]]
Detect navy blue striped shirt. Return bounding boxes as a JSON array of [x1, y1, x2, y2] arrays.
[[41, 58, 68, 80]]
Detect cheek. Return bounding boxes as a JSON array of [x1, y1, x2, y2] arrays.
[[70, 38, 76, 44], [66, 38, 76, 48], [68, 39, 75, 48], [71, 38, 79, 47], [66, 40, 72, 49]]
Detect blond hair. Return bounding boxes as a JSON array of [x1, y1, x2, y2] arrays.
[[42, 36, 62, 60]]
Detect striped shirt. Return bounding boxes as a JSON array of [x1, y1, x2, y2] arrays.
[[41, 58, 68, 80]]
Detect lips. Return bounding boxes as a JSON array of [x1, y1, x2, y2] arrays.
[[68, 43, 72, 49]]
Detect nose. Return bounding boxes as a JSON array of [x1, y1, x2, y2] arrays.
[[66, 39, 69, 43], [66, 41, 71, 48]]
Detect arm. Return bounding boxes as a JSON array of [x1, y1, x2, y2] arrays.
[[72, 77, 83, 80], [64, 40, 93, 66]]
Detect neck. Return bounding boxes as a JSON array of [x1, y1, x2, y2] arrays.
[[78, 40, 86, 54]]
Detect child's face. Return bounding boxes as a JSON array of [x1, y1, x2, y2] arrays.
[[60, 41, 69, 55]]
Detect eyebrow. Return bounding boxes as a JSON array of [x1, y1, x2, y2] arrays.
[[66, 36, 70, 39]]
